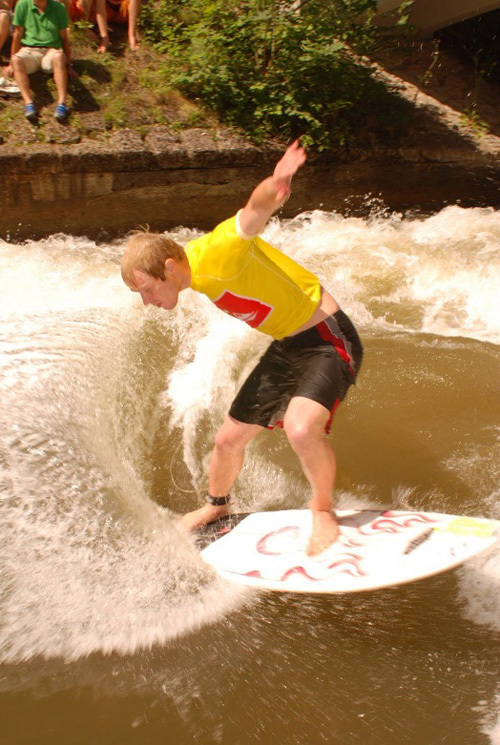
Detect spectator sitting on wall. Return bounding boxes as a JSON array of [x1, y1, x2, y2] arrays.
[[65, 0, 140, 52], [63, 0, 109, 53], [5, 0, 77, 122], [105, 0, 141, 51]]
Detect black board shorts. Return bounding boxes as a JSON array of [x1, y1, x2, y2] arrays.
[[229, 309, 363, 434]]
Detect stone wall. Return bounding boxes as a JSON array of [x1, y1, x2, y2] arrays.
[[1, 127, 499, 242]]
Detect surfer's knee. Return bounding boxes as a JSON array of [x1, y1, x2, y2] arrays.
[[284, 406, 328, 454], [214, 428, 240, 455], [214, 422, 250, 455], [284, 418, 314, 454], [213, 416, 262, 456]]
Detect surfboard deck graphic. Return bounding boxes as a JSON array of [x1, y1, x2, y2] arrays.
[[195, 509, 500, 593]]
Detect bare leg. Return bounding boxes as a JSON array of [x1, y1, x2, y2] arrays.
[[11, 55, 33, 105], [180, 416, 263, 531], [284, 396, 339, 556], [127, 0, 141, 50], [92, 0, 109, 52], [50, 49, 68, 105], [0, 12, 10, 56]]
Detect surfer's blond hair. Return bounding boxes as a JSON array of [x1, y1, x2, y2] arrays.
[[121, 230, 187, 289]]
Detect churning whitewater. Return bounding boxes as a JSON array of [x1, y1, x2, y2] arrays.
[[1, 205, 499, 668]]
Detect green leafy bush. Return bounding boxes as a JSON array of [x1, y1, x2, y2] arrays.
[[142, 0, 409, 149]]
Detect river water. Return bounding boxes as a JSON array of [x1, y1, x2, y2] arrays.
[[1, 205, 499, 745]]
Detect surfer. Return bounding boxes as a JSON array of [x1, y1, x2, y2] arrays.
[[121, 140, 363, 555]]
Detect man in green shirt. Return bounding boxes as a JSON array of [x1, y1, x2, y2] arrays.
[[5, 0, 76, 122]]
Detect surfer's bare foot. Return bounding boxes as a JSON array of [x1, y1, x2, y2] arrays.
[[307, 510, 340, 556], [180, 503, 229, 532]]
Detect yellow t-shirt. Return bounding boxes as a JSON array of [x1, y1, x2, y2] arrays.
[[185, 213, 321, 340]]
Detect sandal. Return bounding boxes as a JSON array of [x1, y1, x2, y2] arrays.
[[54, 103, 69, 122], [24, 103, 38, 123]]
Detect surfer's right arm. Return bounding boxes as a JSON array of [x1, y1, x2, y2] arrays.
[[238, 140, 307, 238]]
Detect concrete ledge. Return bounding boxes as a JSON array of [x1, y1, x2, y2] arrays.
[[1, 126, 499, 241]]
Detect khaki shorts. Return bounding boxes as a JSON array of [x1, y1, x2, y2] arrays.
[[14, 46, 65, 75]]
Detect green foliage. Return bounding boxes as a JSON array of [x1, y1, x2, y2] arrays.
[[142, 0, 409, 149], [380, 0, 414, 26], [73, 18, 94, 32], [101, 97, 127, 128], [460, 105, 489, 137], [0, 103, 23, 139], [420, 38, 440, 88]]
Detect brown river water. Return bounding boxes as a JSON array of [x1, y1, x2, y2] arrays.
[[1, 205, 499, 745]]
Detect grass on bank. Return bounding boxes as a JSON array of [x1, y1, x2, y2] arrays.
[[0, 25, 212, 145], [0, 0, 418, 148], [0, 0, 493, 148], [139, 0, 415, 151]]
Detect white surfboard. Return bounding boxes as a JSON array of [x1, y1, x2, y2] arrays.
[[196, 509, 500, 593]]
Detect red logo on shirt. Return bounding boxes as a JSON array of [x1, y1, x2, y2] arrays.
[[213, 290, 273, 328]]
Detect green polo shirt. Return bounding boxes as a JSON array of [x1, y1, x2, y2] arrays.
[[13, 0, 68, 49]]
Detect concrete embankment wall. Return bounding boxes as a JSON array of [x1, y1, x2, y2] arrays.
[[1, 127, 499, 241], [376, 0, 500, 33]]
